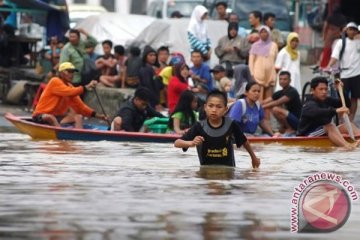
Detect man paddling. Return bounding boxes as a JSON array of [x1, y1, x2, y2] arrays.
[[32, 62, 107, 128], [297, 77, 360, 149]]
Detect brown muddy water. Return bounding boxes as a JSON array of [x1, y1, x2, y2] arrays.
[[0, 133, 359, 240]]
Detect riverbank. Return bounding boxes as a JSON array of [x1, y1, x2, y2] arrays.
[[1, 65, 359, 132]]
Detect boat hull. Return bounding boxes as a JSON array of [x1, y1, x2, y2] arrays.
[[4, 113, 358, 147]]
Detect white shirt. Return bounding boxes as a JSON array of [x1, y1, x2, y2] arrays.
[[331, 37, 360, 78], [275, 48, 301, 93]]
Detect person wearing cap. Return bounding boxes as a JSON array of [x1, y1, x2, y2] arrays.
[[85, 39, 99, 62], [211, 65, 234, 100], [111, 87, 165, 132], [210, 65, 226, 86], [32, 62, 106, 129], [328, 22, 360, 121], [170, 11, 183, 19], [59, 28, 98, 85]]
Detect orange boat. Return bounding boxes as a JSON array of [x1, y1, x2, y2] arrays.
[[5, 113, 359, 147]]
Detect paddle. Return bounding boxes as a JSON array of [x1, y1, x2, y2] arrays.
[[93, 86, 111, 128], [336, 79, 355, 141]]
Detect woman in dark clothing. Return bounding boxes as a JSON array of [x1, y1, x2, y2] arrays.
[[138, 45, 164, 110]]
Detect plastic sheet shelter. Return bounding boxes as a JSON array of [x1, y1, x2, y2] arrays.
[[74, 13, 157, 54], [128, 18, 228, 67]]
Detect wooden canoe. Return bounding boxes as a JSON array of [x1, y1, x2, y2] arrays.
[[4, 113, 358, 147]]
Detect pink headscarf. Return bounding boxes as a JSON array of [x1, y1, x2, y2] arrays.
[[249, 25, 272, 57]]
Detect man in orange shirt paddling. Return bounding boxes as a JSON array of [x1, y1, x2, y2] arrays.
[[32, 62, 107, 128]]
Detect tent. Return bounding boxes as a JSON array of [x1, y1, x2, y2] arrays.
[[127, 18, 228, 67], [75, 13, 156, 54]]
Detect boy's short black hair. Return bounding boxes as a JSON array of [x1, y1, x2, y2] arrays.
[[114, 45, 125, 55], [279, 70, 291, 79], [216, 1, 227, 8], [310, 77, 328, 89], [134, 87, 152, 102], [191, 49, 202, 56], [206, 89, 228, 106], [250, 11, 262, 22], [130, 46, 141, 57], [263, 12, 276, 23], [69, 29, 80, 38], [102, 40, 113, 48], [157, 46, 169, 53]]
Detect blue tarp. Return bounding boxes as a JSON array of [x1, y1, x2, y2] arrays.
[[7, 0, 61, 12]]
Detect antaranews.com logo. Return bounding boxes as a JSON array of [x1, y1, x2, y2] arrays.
[[290, 172, 358, 233]]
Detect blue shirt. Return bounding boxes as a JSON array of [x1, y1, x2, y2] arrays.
[[228, 99, 264, 134], [190, 63, 213, 92]]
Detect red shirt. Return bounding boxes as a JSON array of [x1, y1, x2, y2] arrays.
[[167, 76, 189, 113]]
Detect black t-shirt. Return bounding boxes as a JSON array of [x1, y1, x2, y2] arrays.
[[117, 99, 164, 132], [297, 96, 340, 136], [181, 117, 247, 167], [272, 86, 302, 118]]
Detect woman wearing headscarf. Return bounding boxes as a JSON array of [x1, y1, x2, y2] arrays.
[[187, 5, 211, 62], [249, 25, 278, 102], [275, 32, 301, 93], [215, 22, 251, 67]]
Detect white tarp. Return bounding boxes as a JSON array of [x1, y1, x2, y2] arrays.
[[75, 13, 156, 53], [127, 18, 228, 67]]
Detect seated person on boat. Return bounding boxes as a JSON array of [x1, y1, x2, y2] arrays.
[[175, 90, 260, 168], [168, 90, 199, 135], [262, 71, 302, 136], [228, 82, 275, 136], [297, 77, 360, 149], [111, 87, 166, 132], [32, 62, 107, 129]]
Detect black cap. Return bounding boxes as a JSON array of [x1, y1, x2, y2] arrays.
[[210, 65, 226, 73], [171, 11, 183, 18]]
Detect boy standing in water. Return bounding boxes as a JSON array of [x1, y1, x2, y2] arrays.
[[174, 90, 260, 168]]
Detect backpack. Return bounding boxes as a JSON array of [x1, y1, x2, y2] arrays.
[[227, 98, 261, 118], [74, 48, 100, 86]]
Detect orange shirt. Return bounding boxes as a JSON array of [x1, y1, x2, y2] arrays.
[[33, 77, 94, 117]]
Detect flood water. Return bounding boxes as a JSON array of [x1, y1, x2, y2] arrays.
[[0, 132, 359, 240]]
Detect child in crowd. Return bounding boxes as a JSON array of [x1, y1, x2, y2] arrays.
[[190, 50, 212, 104], [159, 52, 185, 108], [123, 46, 142, 88], [167, 62, 190, 113], [174, 90, 260, 168], [228, 82, 274, 136], [111, 87, 165, 132], [139, 45, 164, 110], [98, 45, 126, 88], [187, 5, 211, 62], [168, 90, 198, 135], [156, 46, 170, 71]]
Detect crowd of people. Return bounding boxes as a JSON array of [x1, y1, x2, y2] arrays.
[[30, 2, 360, 158]]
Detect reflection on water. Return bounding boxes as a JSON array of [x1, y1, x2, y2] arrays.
[[0, 133, 359, 239]]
